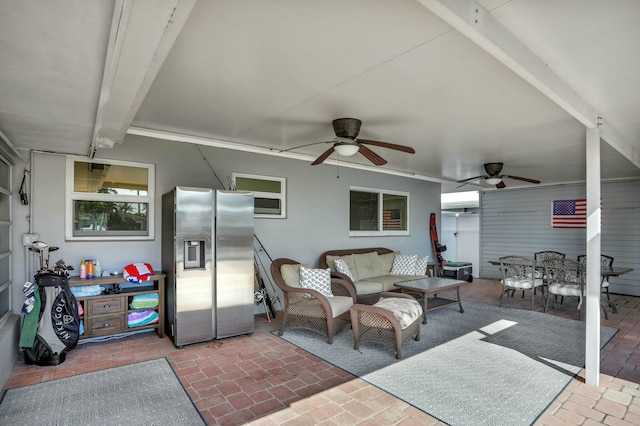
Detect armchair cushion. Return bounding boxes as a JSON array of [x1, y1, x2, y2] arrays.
[[280, 263, 305, 288], [300, 267, 333, 298], [391, 254, 418, 275]]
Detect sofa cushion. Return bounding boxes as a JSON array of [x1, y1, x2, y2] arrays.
[[391, 254, 418, 275], [334, 258, 356, 282], [353, 251, 381, 280], [326, 254, 359, 281], [300, 266, 333, 298], [352, 280, 385, 295], [365, 275, 426, 292], [378, 251, 397, 274]]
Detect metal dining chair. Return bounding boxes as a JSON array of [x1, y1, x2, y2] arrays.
[[543, 258, 584, 319], [535, 251, 566, 302], [577, 254, 615, 319], [499, 256, 544, 311]]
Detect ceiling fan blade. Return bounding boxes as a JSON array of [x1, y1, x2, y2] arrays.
[[496, 181, 507, 189], [311, 147, 336, 165], [502, 175, 541, 184], [358, 139, 416, 154], [456, 175, 487, 184], [358, 145, 388, 166], [279, 141, 331, 153]]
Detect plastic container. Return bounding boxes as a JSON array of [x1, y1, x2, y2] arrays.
[[80, 260, 86, 279], [94, 260, 101, 278], [86, 259, 94, 279]]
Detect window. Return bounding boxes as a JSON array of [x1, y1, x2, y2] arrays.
[[66, 156, 155, 240], [0, 155, 11, 327], [232, 173, 286, 218], [349, 186, 409, 236]]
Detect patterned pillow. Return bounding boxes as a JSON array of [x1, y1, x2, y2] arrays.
[[414, 256, 429, 275], [391, 254, 418, 275], [299, 267, 333, 298], [334, 258, 356, 282]]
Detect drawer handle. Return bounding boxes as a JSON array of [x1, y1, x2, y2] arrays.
[[103, 323, 111, 328], [103, 304, 111, 309]]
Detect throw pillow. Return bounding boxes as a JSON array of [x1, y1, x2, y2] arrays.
[[414, 256, 429, 275], [334, 258, 356, 282], [391, 254, 418, 275], [299, 266, 334, 298]]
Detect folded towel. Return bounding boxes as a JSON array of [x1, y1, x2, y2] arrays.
[[127, 310, 159, 328], [70, 285, 103, 297], [129, 293, 159, 309]]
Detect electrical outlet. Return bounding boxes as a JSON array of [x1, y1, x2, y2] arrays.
[[22, 233, 39, 246]]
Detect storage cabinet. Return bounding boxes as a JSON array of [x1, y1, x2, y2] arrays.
[[68, 273, 165, 340]]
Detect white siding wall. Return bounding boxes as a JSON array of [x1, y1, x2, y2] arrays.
[[480, 180, 640, 296]]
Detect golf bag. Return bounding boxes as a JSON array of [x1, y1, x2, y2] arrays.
[[23, 272, 80, 366]]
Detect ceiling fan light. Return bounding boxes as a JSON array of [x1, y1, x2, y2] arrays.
[[485, 177, 502, 185], [334, 143, 359, 156]]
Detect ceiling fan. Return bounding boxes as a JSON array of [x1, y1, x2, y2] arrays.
[[457, 162, 541, 188], [282, 118, 415, 166]]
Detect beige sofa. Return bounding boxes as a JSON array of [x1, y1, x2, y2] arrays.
[[318, 247, 430, 304]]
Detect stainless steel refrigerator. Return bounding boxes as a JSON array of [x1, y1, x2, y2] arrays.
[[162, 187, 255, 347]]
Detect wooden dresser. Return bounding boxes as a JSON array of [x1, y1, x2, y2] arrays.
[[68, 273, 165, 340]]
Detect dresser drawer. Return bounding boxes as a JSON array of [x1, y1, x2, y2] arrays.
[[89, 315, 124, 335], [88, 297, 123, 316]]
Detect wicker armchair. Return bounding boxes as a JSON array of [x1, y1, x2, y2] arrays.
[[270, 258, 357, 344], [350, 292, 422, 359]]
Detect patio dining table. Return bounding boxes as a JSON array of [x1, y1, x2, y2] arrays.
[[489, 258, 633, 316]]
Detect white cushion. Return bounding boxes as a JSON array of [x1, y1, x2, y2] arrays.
[[334, 258, 356, 282], [502, 277, 543, 290], [299, 266, 333, 298], [548, 282, 582, 296], [372, 297, 423, 329], [414, 256, 429, 275], [391, 254, 418, 275]]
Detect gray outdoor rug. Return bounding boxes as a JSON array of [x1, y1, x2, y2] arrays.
[[0, 358, 205, 426], [277, 301, 618, 426]]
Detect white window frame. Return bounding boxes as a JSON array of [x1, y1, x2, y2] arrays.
[[0, 154, 11, 327], [349, 186, 410, 237], [65, 156, 155, 241], [232, 172, 286, 219]]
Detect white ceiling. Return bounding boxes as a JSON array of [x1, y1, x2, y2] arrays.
[[1, 0, 639, 192]]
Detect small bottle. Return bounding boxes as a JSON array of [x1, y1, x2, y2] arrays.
[[80, 260, 87, 279], [86, 260, 94, 279], [95, 260, 101, 278]]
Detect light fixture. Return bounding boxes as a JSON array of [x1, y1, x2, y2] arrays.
[[334, 143, 359, 157], [485, 177, 502, 185]]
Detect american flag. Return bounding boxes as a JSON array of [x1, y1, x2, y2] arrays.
[[383, 209, 403, 229], [552, 199, 586, 228]]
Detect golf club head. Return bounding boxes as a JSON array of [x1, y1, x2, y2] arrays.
[[32, 241, 48, 249], [48, 246, 60, 252], [28, 247, 41, 253]]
